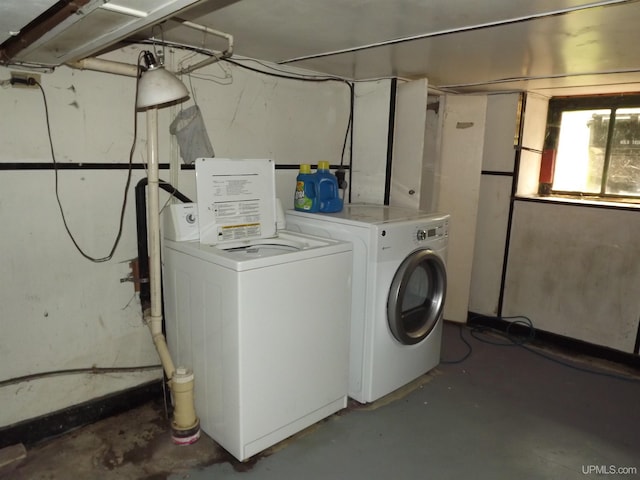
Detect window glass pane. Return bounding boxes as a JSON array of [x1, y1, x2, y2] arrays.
[[553, 109, 610, 193], [605, 108, 640, 195]]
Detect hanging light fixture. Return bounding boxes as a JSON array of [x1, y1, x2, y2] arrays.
[[136, 51, 189, 109], [136, 50, 200, 445]]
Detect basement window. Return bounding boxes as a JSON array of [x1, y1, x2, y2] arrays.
[[540, 94, 640, 204]]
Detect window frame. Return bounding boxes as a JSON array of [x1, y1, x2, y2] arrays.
[[541, 94, 640, 203]]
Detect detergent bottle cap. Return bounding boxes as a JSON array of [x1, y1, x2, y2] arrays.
[[318, 160, 330, 170], [299, 163, 311, 174]]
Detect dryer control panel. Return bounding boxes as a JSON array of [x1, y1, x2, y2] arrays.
[[415, 221, 448, 242], [375, 217, 449, 262]]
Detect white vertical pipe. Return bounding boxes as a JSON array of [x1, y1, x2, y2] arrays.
[[147, 108, 161, 323], [146, 108, 176, 379]]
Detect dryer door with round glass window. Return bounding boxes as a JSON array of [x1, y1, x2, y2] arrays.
[[387, 249, 447, 345]]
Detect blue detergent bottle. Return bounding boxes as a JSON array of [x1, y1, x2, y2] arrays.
[[315, 161, 343, 213], [294, 163, 319, 212]]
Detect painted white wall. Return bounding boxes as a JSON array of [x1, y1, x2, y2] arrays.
[[468, 174, 512, 316], [0, 60, 160, 427], [470, 91, 640, 353], [504, 93, 639, 352], [0, 45, 356, 427], [419, 94, 445, 213], [435, 94, 487, 323], [389, 78, 429, 209], [164, 48, 353, 209], [469, 93, 519, 315], [503, 201, 640, 353], [350, 79, 392, 204]]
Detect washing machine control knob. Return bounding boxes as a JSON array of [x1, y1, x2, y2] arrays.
[[416, 229, 427, 241]]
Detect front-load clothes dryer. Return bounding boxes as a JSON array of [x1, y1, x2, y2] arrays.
[[285, 204, 448, 403], [162, 230, 352, 461]]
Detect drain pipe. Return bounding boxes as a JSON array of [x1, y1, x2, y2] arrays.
[[68, 56, 200, 444], [135, 178, 192, 312]]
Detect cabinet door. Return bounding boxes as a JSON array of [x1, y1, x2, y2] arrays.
[[390, 78, 429, 209]]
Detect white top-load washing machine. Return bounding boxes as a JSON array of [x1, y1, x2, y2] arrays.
[[162, 159, 352, 461], [285, 204, 449, 403]]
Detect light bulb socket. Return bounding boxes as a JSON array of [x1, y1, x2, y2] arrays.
[[142, 50, 159, 71]]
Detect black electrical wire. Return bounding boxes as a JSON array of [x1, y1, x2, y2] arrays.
[[221, 56, 355, 173], [133, 38, 356, 173], [469, 316, 536, 347], [33, 52, 144, 262], [440, 323, 473, 364], [0, 364, 163, 389], [224, 57, 354, 88], [339, 82, 355, 167], [443, 316, 640, 384]]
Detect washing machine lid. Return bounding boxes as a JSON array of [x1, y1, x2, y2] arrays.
[[287, 203, 449, 227], [195, 158, 277, 246], [163, 230, 351, 271]]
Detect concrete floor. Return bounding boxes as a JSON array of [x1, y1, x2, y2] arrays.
[[3, 322, 639, 480]]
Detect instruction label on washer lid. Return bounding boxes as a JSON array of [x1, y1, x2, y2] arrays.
[[215, 198, 262, 242], [195, 158, 277, 245]]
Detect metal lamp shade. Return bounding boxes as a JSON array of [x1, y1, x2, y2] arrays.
[[136, 65, 189, 110]]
